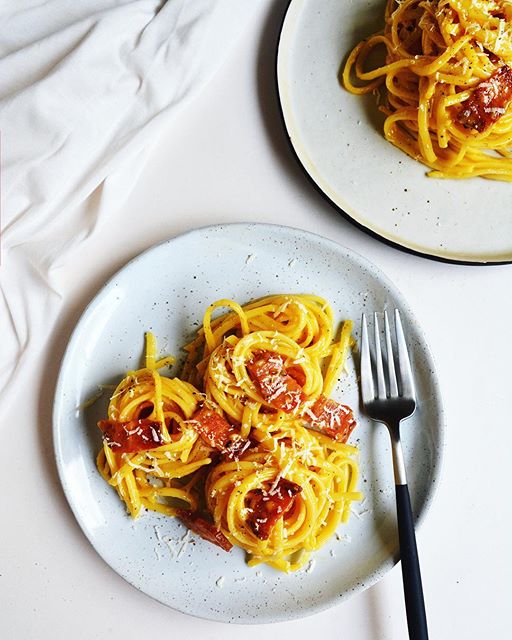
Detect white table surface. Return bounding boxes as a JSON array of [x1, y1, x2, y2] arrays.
[[3, 2, 511, 638]]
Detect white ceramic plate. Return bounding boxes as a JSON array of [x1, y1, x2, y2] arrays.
[[53, 223, 443, 623], [277, 0, 512, 264]]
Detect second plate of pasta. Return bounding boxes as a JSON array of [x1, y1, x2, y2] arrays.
[[53, 223, 443, 623], [277, 0, 512, 263]]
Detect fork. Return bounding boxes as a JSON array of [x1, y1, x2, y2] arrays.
[[361, 310, 428, 640]]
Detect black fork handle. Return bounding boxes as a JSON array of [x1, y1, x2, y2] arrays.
[[396, 483, 429, 640]]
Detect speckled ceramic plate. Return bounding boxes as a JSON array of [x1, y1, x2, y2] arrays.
[[277, 0, 512, 264], [53, 223, 443, 623]]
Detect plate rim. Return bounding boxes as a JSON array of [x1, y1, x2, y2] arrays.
[[276, 0, 512, 266], [52, 221, 446, 623]]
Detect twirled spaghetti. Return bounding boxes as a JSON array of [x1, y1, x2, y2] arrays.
[[343, 0, 512, 180], [96, 294, 361, 572], [96, 337, 211, 518]]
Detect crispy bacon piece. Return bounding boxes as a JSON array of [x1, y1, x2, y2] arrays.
[[246, 351, 305, 413], [189, 405, 239, 452], [246, 478, 302, 540], [457, 65, 512, 132], [286, 364, 307, 387], [307, 395, 356, 443], [177, 510, 233, 552], [97, 418, 164, 453]]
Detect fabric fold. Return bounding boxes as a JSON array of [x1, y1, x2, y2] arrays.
[[0, 0, 259, 408]]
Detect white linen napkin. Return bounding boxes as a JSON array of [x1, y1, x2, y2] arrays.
[[0, 0, 258, 408]]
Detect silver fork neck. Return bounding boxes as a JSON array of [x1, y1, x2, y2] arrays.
[[389, 431, 408, 486]]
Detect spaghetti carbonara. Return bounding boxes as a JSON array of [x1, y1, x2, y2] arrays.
[[343, 0, 512, 180], [96, 295, 361, 572]]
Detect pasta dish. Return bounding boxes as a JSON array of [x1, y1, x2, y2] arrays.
[[343, 0, 512, 180], [96, 294, 361, 572]]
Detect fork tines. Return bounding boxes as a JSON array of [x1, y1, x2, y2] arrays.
[[361, 310, 416, 403]]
